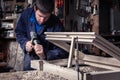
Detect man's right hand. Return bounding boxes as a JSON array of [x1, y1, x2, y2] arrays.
[[25, 41, 33, 53]]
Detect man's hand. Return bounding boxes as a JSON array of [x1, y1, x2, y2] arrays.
[[26, 41, 33, 52], [34, 44, 45, 58]]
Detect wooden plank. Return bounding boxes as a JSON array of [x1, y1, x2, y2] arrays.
[[45, 32, 95, 35], [96, 35, 120, 54], [46, 34, 95, 39], [67, 37, 75, 68], [92, 35, 120, 61], [83, 55, 120, 70], [46, 37, 94, 43], [85, 61, 120, 70], [93, 40, 119, 59], [84, 55, 120, 67], [86, 70, 120, 80]]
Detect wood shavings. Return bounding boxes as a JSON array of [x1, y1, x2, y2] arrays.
[[0, 70, 68, 80]]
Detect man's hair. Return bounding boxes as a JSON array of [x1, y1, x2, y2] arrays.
[[35, 0, 54, 13]]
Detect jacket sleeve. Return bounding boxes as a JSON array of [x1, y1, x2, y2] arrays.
[[46, 20, 69, 60], [15, 12, 29, 52], [47, 45, 69, 60]]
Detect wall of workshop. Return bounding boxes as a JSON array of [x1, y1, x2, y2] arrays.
[[65, 0, 82, 32], [64, 0, 94, 32], [111, 8, 120, 31]]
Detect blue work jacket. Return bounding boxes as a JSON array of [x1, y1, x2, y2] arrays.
[[15, 8, 68, 60]]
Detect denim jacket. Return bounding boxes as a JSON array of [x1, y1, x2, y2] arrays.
[[15, 8, 68, 60]]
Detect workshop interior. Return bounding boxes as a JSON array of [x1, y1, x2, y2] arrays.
[[0, 0, 120, 80]]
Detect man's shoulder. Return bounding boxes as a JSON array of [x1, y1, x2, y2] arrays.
[[21, 8, 34, 17]]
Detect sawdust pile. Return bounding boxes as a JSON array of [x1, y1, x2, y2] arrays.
[[0, 70, 68, 80]]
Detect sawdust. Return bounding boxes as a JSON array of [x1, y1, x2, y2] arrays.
[[0, 70, 68, 80]]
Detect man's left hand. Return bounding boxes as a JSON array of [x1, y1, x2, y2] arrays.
[[34, 44, 45, 58]]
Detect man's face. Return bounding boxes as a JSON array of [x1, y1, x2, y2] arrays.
[[34, 7, 51, 25]]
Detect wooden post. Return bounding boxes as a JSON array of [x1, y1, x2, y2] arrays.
[[67, 36, 75, 68]]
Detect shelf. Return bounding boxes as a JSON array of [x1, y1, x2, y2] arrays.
[[3, 11, 23, 13], [1, 18, 16, 21], [0, 62, 7, 67], [3, 37, 16, 40], [3, 0, 13, 1], [0, 37, 16, 40]]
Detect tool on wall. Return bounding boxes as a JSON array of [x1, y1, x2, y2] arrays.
[[1, 0, 6, 18], [76, 0, 92, 17], [92, 4, 98, 16], [56, 0, 64, 19], [56, 0, 63, 8], [76, 0, 80, 10], [0, 7, 3, 19], [14, 4, 24, 13]]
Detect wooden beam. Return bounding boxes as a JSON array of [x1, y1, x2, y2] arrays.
[[83, 54, 120, 70], [45, 32, 95, 35], [67, 37, 75, 68], [46, 37, 94, 43], [93, 35, 120, 61]]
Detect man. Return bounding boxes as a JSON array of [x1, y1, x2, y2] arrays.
[[15, 0, 68, 70]]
